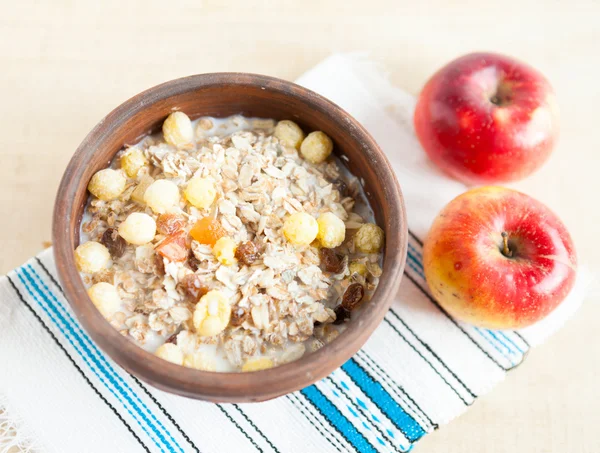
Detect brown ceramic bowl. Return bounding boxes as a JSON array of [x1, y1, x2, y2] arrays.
[[52, 73, 407, 402]]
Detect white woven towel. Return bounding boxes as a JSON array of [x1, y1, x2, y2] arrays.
[[0, 54, 591, 453]]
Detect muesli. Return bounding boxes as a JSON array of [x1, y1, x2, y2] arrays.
[[75, 113, 384, 372]]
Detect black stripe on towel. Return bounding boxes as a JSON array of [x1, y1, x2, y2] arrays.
[[232, 404, 281, 453], [7, 276, 151, 453], [217, 405, 264, 452]]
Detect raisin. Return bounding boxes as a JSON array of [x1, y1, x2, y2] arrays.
[[342, 283, 365, 310], [154, 253, 165, 276], [332, 178, 348, 197], [230, 306, 249, 326], [165, 333, 178, 344], [100, 228, 126, 258], [333, 305, 351, 325], [188, 250, 201, 271], [319, 247, 343, 273], [180, 274, 208, 301], [156, 213, 186, 235], [235, 241, 258, 266]]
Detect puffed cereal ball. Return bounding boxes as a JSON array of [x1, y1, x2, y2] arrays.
[[212, 237, 237, 265], [75, 241, 111, 273], [162, 111, 194, 149], [300, 131, 333, 164], [242, 357, 274, 372], [155, 343, 184, 365], [316, 212, 346, 248], [193, 290, 231, 337], [87, 282, 121, 318], [87, 168, 126, 201], [118, 212, 157, 245], [120, 148, 148, 178], [184, 177, 216, 210], [274, 120, 305, 149], [183, 351, 216, 371], [354, 223, 385, 253], [283, 212, 318, 246], [143, 179, 181, 214]]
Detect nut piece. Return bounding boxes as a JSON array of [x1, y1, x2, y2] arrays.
[[143, 179, 181, 214], [316, 212, 346, 248], [300, 131, 333, 164], [131, 175, 154, 205], [342, 283, 365, 310], [354, 223, 385, 253], [234, 241, 258, 266], [274, 120, 305, 149], [118, 212, 157, 245], [183, 351, 216, 371], [190, 217, 226, 246], [193, 290, 231, 337], [184, 177, 217, 210], [87, 282, 121, 318], [155, 343, 184, 365], [100, 228, 127, 258], [212, 237, 237, 265], [162, 111, 194, 149], [283, 212, 318, 246], [75, 241, 111, 273], [242, 357, 273, 372], [87, 168, 126, 201], [120, 148, 148, 178]]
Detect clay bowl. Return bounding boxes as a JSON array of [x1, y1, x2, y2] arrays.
[[52, 73, 407, 402]]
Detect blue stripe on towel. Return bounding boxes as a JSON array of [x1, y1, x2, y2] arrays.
[[16, 266, 182, 453], [301, 385, 378, 453], [342, 360, 426, 443]]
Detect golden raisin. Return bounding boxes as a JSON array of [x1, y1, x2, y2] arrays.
[[342, 283, 365, 311], [319, 248, 343, 273], [156, 213, 186, 236], [100, 228, 127, 258], [180, 274, 208, 301], [235, 241, 258, 266], [190, 217, 226, 246], [230, 306, 249, 326]]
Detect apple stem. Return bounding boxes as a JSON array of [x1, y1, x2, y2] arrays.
[[501, 232, 513, 257]]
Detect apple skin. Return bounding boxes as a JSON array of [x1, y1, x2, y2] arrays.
[[423, 186, 576, 329], [414, 52, 559, 185]]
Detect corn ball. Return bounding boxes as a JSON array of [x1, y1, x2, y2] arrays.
[[143, 179, 181, 214], [75, 241, 111, 273], [274, 120, 305, 149], [193, 290, 231, 337], [212, 237, 237, 265], [120, 148, 148, 178], [184, 177, 216, 210], [300, 131, 333, 164], [118, 212, 157, 245], [162, 111, 194, 149], [354, 223, 385, 253], [283, 212, 318, 246], [242, 357, 274, 372], [349, 261, 368, 277], [316, 212, 346, 248], [155, 343, 184, 365], [87, 282, 121, 318], [87, 168, 126, 201], [183, 351, 216, 371]]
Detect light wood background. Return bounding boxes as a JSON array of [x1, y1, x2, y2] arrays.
[[1, 1, 599, 451]]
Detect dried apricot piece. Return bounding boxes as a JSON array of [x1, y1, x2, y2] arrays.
[[156, 231, 189, 262], [190, 217, 226, 246], [156, 213, 186, 236]]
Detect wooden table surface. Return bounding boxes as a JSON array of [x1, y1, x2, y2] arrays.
[[1, 1, 599, 451]]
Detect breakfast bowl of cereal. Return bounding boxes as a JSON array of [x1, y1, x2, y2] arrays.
[[53, 73, 407, 402]]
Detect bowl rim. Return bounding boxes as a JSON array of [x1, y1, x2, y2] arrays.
[[52, 72, 408, 402]]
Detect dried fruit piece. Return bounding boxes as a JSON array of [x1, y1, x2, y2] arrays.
[[332, 178, 348, 197], [283, 212, 318, 246], [75, 241, 111, 273], [131, 175, 154, 204], [316, 212, 346, 248], [190, 217, 226, 246], [235, 241, 258, 266], [187, 251, 200, 271], [342, 283, 365, 310], [354, 223, 385, 253], [156, 231, 188, 262], [165, 332, 178, 344], [242, 357, 273, 372], [333, 305, 351, 325], [162, 111, 194, 150], [88, 168, 126, 201], [120, 147, 147, 178], [180, 274, 208, 301], [118, 212, 157, 245], [300, 131, 333, 164], [274, 120, 305, 149], [348, 261, 368, 277], [156, 213, 186, 235], [230, 306, 249, 326], [88, 282, 121, 318], [144, 179, 181, 214], [100, 228, 126, 258], [212, 237, 237, 265], [155, 343, 184, 365], [184, 177, 217, 210], [193, 290, 231, 337], [319, 248, 343, 273]]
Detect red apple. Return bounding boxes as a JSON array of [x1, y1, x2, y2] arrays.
[[414, 52, 559, 185], [423, 186, 576, 329]]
